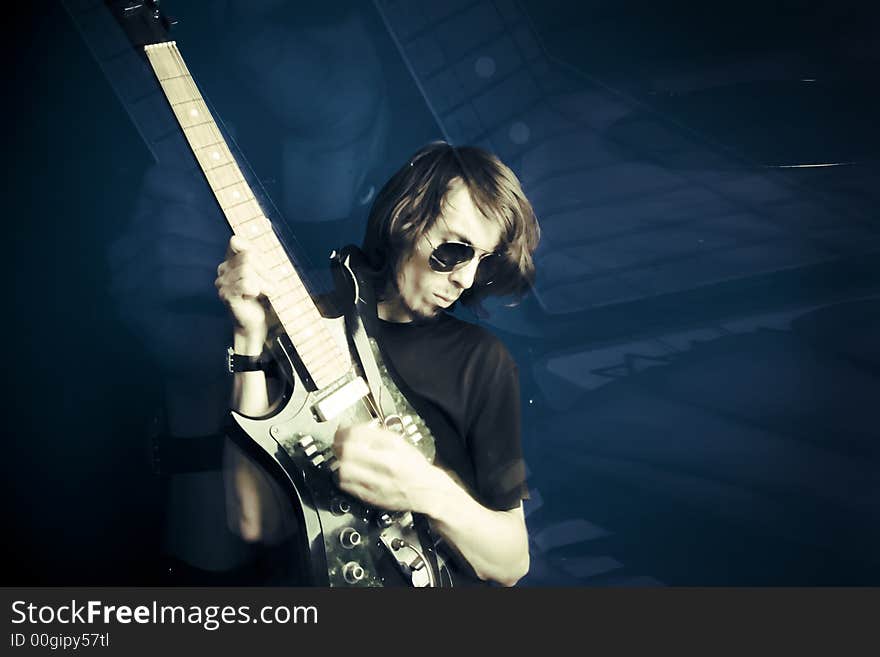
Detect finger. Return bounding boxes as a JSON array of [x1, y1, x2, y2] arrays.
[[224, 249, 279, 296], [237, 276, 263, 299], [228, 234, 253, 256], [221, 266, 277, 299], [333, 426, 351, 455]]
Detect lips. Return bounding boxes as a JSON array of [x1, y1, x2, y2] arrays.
[[434, 293, 456, 305]]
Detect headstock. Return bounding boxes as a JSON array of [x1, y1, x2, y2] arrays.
[[105, 0, 178, 51]]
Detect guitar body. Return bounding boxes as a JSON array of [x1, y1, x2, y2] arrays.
[[231, 304, 443, 587]]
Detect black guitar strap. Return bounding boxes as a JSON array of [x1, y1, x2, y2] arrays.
[[330, 247, 447, 587], [331, 249, 386, 409]]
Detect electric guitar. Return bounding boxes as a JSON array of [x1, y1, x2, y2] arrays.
[[89, 0, 450, 587]]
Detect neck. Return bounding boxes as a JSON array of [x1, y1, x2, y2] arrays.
[[377, 298, 414, 323]]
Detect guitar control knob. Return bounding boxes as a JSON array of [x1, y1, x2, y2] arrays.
[[384, 415, 404, 433], [342, 561, 365, 584], [330, 498, 352, 515], [339, 527, 361, 549]]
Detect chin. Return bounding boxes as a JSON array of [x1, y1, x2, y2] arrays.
[[397, 294, 441, 321], [414, 300, 443, 320], [416, 306, 442, 320]]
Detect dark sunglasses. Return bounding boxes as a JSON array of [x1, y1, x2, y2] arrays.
[[426, 239, 502, 287]]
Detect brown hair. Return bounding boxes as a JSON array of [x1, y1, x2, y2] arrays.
[[361, 142, 540, 310]]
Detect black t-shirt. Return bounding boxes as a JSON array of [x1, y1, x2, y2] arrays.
[[375, 313, 529, 513], [258, 272, 527, 586], [372, 311, 529, 587]]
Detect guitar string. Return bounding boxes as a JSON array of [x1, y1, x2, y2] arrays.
[[168, 48, 413, 430], [163, 45, 390, 437], [155, 43, 436, 588], [171, 47, 383, 412], [166, 42, 350, 385]]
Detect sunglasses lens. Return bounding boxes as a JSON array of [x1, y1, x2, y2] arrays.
[[430, 242, 475, 272], [475, 254, 501, 286]]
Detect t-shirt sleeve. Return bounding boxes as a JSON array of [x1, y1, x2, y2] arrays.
[[466, 338, 530, 511]]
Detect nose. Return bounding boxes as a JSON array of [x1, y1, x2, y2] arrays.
[[447, 258, 481, 290]]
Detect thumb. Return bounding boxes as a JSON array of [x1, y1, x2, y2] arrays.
[[228, 234, 252, 256]]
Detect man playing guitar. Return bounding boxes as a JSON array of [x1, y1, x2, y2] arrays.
[[217, 142, 540, 586]]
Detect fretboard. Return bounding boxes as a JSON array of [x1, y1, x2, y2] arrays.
[[144, 41, 349, 389]]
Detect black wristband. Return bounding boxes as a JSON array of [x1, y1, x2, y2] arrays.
[[226, 346, 273, 374]]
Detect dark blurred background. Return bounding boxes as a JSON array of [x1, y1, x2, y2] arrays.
[[5, 0, 879, 586]]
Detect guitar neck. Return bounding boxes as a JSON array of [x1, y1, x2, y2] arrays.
[[144, 41, 349, 389]]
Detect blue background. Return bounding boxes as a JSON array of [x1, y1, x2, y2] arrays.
[[6, 0, 879, 585]]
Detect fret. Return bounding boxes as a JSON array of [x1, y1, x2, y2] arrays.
[[377, 1, 555, 159], [283, 320, 329, 347], [298, 345, 340, 371], [276, 301, 317, 326], [223, 195, 258, 212], [249, 233, 274, 250], [181, 118, 217, 131], [303, 359, 347, 387], [263, 254, 290, 270], [268, 288, 304, 312], [294, 328, 333, 349], [283, 329, 327, 353], [239, 219, 271, 240], [181, 123, 222, 151], [270, 251, 294, 268], [157, 77, 200, 105], [275, 279, 308, 302], [171, 101, 215, 130], [215, 182, 253, 208], [307, 358, 348, 388], [272, 290, 310, 321], [270, 283, 302, 300], [157, 72, 192, 82], [193, 139, 227, 153], [203, 163, 243, 190], [303, 354, 341, 381], [255, 234, 280, 254], [225, 200, 264, 226], [170, 95, 205, 108], [277, 293, 316, 316], [204, 159, 237, 173], [274, 277, 308, 296], [278, 309, 321, 335], [215, 179, 248, 193], [273, 263, 299, 281], [231, 215, 267, 238], [275, 272, 302, 290], [276, 271, 307, 291], [193, 144, 234, 175], [230, 210, 263, 228], [145, 41, 340, 388], [292, 330, 334, 355]]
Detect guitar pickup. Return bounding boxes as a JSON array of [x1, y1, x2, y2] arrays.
[[312, 376, 370, 421]]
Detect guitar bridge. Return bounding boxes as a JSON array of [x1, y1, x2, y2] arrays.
[[312, 376, 370, 421]]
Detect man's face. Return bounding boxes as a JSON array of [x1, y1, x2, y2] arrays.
[[381, 182, 503, 322]]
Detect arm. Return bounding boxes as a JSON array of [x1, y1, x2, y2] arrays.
[[217, 236, 289, 543], [415, 468, 529, 587], [216, 235, 276, 417], [333, 425, 529, 586], [230, 330, 270, 416]]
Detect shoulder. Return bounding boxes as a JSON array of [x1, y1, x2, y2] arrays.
[[441, 314, 517, 374]]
